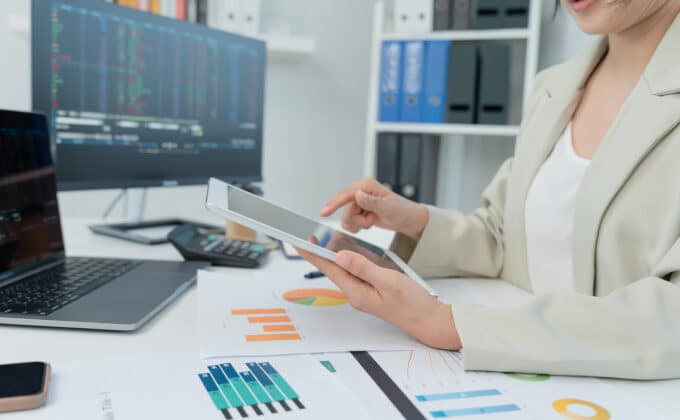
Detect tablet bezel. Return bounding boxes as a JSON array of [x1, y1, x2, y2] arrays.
[[205, 178, 437, 297]]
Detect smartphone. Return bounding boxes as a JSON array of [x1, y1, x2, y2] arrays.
[[0, 362, 51, 412]]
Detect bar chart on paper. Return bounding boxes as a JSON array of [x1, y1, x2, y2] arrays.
[[371, 350, 526, 419], [193, 355, 377, 420], [198, 360, 306, 419], [230, 307, 302, 343], [368, 350, 654, 420], [198, 270, 423, 358]]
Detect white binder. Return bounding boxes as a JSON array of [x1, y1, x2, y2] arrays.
[[394, 0, 434, 33], [207, 0, 241, 33], [239, 0, 261, 36]]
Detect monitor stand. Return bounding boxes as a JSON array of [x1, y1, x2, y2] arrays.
[[88, 189, 220, 245]]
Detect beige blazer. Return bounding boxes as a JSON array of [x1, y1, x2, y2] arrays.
[[392, 16, 680, 380]]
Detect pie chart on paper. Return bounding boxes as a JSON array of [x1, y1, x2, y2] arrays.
[[283, 288, 348, 307]]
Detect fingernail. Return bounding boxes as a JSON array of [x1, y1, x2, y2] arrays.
[[336, 253, 351, 268]]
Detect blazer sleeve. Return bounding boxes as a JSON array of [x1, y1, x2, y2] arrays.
[[454, 238, 680, 380], [390, 158, 511, 278]]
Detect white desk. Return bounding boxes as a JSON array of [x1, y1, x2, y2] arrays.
[[1, 218, 678, 418]]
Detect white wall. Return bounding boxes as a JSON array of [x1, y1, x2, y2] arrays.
[[0, 1, 31, 112], [259, 0, 374, 216], [538, 1, 598, 70]]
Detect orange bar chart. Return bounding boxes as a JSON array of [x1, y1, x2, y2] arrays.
[[263, 324, 296, 332], [245, 333, 301, 342], [231, 308, 287, 315], [247, 315, 292, 323], [231, 308, 302, 343]]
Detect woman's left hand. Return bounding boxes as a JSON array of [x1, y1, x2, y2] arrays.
[[296, 248, 462, 350]]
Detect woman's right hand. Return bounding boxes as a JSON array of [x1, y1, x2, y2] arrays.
[[320, 178, 429, 241]]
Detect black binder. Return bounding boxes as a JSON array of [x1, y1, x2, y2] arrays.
[[471, 0, 504, 29], [503, 0, 530, 28], [433, 0, 451, 31], [477, 44, 510, 124], [397, 135, 439, 204], [451, 0, 470, 29], [398, 135, 421, 201], [446, 42, 478, 124], [418, 136, 439, 205], [376, 134, 400, 191]]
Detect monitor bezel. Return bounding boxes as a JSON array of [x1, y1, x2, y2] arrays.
[[30, 0, 266, 191]]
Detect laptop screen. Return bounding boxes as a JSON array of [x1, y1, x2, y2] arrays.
[[0, 111, 64, 283]]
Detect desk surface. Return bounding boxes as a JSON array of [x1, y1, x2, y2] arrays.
[[1, 218, 678, 418]]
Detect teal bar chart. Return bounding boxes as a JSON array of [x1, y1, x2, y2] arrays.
[[209, 365, 260, 417], [198, 373, 233, 420], [246, 362, 291, 412], [240, 371, 278, 414], [217, 364, 259, 417], [259, 362, 305, 409], [197, 360, 307, 418]]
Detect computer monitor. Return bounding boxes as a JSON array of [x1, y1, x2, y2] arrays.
[[31, 0, 266, 242]]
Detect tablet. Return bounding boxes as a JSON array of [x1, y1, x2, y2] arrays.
[[205, 178, 437, 296]]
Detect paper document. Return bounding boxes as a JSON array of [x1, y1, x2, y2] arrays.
[[11, 353, 372, 420], [198, 270, 425, 358], [368, 350, 657, 419]]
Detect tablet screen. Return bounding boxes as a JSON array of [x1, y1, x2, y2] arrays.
[[227, 185, 404, 272]]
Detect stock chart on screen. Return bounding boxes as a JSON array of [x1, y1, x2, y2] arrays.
[[32, 0, 266, 189]]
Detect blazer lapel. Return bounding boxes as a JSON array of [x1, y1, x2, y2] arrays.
[[504, 40, 608, 291], [572, 15, 680, 295]]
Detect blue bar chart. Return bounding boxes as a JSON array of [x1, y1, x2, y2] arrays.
[[431, 404, 522, 418], [369, 351, 527, 419], [416, 389, 502, 402], [197, 360, 306, 418]]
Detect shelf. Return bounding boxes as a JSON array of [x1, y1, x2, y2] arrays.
[[380, 28, 530, 42], [374, 123, 520, 137], [260, 34, 317, 59]]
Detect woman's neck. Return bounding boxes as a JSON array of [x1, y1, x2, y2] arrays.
[[605, 5, 680, 79]]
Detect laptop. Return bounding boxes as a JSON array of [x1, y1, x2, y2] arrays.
[[0, 110, 208, 331]]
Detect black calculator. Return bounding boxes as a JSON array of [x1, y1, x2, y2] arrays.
[[168, 224, 269, 268]]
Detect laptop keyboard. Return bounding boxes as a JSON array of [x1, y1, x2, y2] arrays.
[[0, 258, 141, 316]]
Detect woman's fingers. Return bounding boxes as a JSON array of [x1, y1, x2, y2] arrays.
[[295, 247, 367, 293], [335, 251, 391, 290], [355, 190, 387, 215], [321, 178, 386, 217], [341, 202, 378, 232], [321, 187, 356, 217]]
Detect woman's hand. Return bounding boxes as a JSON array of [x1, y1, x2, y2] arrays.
[[320, 178, 429, 241], [296, 247, 462, 350]]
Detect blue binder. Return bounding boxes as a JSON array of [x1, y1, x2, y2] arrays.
[[423, 40, 451, 123], [378, 41, 403, 122], [399, 40, 426, 122]]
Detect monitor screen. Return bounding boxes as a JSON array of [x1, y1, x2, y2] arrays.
[[0, 110, 65, 284], [31, 0, 266, 190]]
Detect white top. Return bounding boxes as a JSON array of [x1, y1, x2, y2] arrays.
[[525, 123, 591, 295]]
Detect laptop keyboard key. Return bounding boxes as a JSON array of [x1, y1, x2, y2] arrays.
[[0, 258, 141, 316]]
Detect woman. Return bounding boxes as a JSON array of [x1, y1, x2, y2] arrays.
[[298, 0, 680, 380]]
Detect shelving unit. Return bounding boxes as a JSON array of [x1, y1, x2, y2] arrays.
[[259, 33, 317, 59], [363, 1, 543, 183], [380, 28, 530, 41], [376, 122, 520, 137]]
